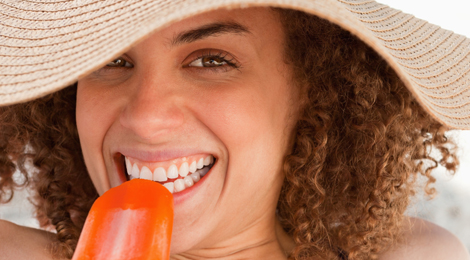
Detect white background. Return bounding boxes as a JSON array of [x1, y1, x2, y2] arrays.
[[1, 0, 470, 251]]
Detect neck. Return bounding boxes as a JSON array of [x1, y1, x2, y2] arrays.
[[170, 214, 292, 260]]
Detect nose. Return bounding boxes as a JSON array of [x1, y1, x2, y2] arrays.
[[119, 78, 184, 140]]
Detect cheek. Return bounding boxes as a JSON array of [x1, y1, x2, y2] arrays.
[[197, 86, 266, 147], [76, 82, 120, 193], [195, 80, 293, 181], [76, 81, 126, 143], [76, 83, 108, 150], [195, 82, 293, 220]]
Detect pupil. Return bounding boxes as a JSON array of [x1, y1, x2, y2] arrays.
[[203, 56, 224, 67], [108, 58, 125, 67], [115, 59, 124, 66]]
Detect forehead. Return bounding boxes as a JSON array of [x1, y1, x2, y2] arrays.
[[146, 7, 283, 48]]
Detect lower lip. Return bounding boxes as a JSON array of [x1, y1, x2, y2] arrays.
[[171, 164, 213, 205]]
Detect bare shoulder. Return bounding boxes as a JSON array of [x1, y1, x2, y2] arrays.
[[0, 219, 60, 260], [379, 216, 470, 260]]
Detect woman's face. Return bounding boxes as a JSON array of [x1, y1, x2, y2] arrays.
[[77, 7, 297, 256]]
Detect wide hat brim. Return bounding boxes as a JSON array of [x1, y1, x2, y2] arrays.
[[1, 0, 469, 129]]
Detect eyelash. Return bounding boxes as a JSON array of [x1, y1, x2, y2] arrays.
[[185, 50, 240, 71], [101, 50, 240, 73], [102, 58, 133, 71]]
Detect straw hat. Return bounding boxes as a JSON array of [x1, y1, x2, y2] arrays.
[[1, 0, 469, 130]]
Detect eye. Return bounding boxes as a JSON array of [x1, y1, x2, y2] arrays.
[[185, 50, 240, 71], [189, 56, 229, 67], [105, 57, 133, 68], [90, 56, 134, 79]]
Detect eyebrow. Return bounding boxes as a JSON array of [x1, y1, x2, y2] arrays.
[[171, 22, 251, 46]]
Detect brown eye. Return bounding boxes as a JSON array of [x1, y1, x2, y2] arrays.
[[189, 56, 228, 67], [106, 57, 133, 68]]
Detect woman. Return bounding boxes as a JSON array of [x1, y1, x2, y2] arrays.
[[0, 0, 469, 259]]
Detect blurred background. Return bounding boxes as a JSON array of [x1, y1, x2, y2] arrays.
[[1, 0, 470, 252]]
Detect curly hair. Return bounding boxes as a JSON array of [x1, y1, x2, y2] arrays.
[[275, 9, 458, 260], [0, 84, 97, 258], [0, 8, 459, 260]]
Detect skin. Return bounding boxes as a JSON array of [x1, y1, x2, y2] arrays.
[[0, 7, 469, 260], [76, 7, 295, 259]]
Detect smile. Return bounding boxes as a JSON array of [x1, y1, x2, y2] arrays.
[[124, 155, 215, 194]]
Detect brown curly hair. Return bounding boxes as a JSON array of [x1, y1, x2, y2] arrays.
[[0, 8, 459, 260]]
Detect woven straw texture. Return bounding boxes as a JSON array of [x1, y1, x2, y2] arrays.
[[0, 0, 469, 129]]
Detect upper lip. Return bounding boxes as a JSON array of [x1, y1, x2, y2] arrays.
[[116, 146, 215, 163]]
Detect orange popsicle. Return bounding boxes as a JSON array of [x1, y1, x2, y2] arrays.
[[72, 179, 173, 260]]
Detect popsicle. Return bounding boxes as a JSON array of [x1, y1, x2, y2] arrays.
[[72, 179, 174, 260]]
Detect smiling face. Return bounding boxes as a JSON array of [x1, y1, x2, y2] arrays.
[[76, 7, 298, 258]]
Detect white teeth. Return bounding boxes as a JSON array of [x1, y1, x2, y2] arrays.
[[184, 176, 194, 188], [131, 163, 140, 179], [163, 182, 174, 193], [125, 155, 215, 194], [203, 156, 212, 166], [167, 165, 178, 179], [153, 167, 167, 182], [197, 158, 204, 169], [140, 166, 153, 180], [189, 161, 197, 173], [174, 179, 185, 192], [191, 171, 201, 183], [179, 162, 189, 177]]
